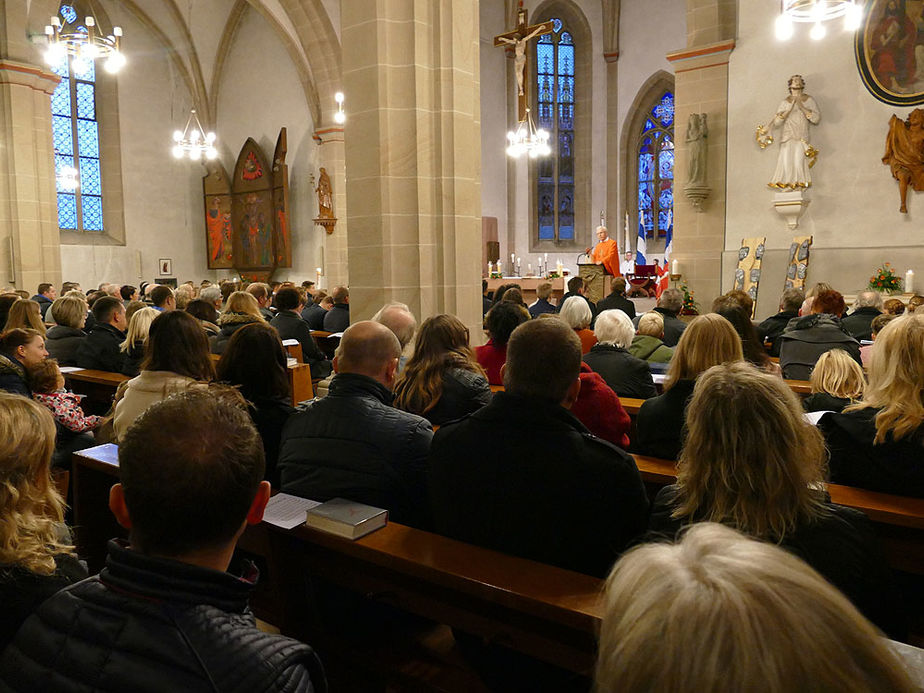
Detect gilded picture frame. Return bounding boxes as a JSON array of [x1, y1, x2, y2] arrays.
[[856, 0, 924, 106]]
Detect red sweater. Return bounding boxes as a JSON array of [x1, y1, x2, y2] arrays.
[[569, 363, 631, 449], [475, 340, 507, 386]]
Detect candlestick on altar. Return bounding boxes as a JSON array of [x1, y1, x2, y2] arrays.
[[528, 263, 533, 275], [906, 269, 915, 294]]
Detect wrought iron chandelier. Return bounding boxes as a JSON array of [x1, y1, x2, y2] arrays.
[[506, 108, 551, 159], [172, 109, 218, 161], [44, 4, 125, 74], [775, 0, 863, 40]]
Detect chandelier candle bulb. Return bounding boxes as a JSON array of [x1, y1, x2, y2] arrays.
[[906, 270, 914, 294]]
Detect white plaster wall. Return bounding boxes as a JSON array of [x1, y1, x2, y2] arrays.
[[480, 0, 508, 246], [727, 2, 924, 317]]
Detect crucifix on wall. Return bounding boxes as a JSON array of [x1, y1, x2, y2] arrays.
[[494, 7, 554, 122]]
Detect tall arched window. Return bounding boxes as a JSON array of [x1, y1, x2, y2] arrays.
[[536, 18, 574, 243], [50, 3, 104, 233], [637, 91, 674, 240]]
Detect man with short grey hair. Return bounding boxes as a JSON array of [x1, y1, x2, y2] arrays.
[[429, 318, 648, 578], [199, 286, 222, 313], [372, 301, 417, 353], [632, 288, 687, 347], [842, 289, 883, 342], [757, 288, 805, 357]]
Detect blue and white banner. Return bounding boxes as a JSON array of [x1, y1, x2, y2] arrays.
[[663, 209, 673, 264], [636, 210, 647, 266]]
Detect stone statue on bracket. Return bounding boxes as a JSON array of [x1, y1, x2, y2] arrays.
[[883, 108, 924, 213], [683, 113, 711, 211], [756, 74, 821, 190], [315, 167, 333, 219]]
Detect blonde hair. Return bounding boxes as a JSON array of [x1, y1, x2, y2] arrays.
[[0, 393, 74, 574], [596, 523, 915, 693], [664, 313, 743, 390], [810, 349, 865, 401], [222, 291, 265, 321], [849, 313, 924, 444], [50, 295, 86, 329], [174, 284, 194, 310], [120, 307, 160, 353], [6, 299, 46, 336], [559, 296, 592, 330], [673, 361, 827, 539], [637, 311, 664, 338]]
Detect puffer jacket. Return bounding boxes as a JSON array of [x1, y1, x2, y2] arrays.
[[75, 323, 126, 373], [44, 325, 86, 366], [211, 312, 265, 355], [278, 372, 433, 529], [628, 334, 673, 363], [0, 352, 29, 397], [402, 367, 492, 426], [0, 540, 326, 693], [778, 313, 861, 381]]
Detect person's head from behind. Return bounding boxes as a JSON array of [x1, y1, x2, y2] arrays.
[[185, 298, 219, 325], [779, 287, 805, 313], [883, 297, 906, 316], [810, 348, 865, 401], [174, 285, 194, 310], [409, 314, 473, 365], [855, 290, 884, 312], [50, 296, 86, 330], [484, 302, 528, 346], [636, 311, 664, 339], [223, 290, 264, 320], [0, 393, 71, 575], [121, 307, 159, 353], [567, 276, 585, 295], [665, 313, 743, 390], [536, 282, 553, 301], [593, 309, 634, 349], [870, 312, 896, 340], [716, 305, 767, 367], [372, 301, 418, 350], [246, 282, 271, 307], [331, 286, 349, 305], [111, 391, 270, 563], [150, 285, 176, 311], [559, 295, 592, 330], [334, 321, 401, 389], [596, 523, 915, 693], [712, 289, 753, 317], [93, 295, 127, 331], [811, 289, 846, 317], [657, 288, 683, 314], [141, 310, 214, 381], [908, 294, 924, 312], [274, 286, 302, 313], [611, 276, 627, 297], [0, 328, 47, 368], [119, 284, 138, 302], [220, 281, 238, 303], [504, 319, 581, 408], [199, 286, 222, 310], [7, 299, 45, 335], [501, 288, 526, 307], [217, 322, 289, 402], [28, 358, 65, 394]]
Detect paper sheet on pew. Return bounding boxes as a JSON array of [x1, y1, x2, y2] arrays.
[[263, 493, 322, 529], [281, 339, 300, 347], [59, 366, 84, 373], [651, 373, 666, 385], [803, 410, 832, 426]]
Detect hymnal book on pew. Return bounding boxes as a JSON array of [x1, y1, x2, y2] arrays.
[[305, 498, 388, 539]]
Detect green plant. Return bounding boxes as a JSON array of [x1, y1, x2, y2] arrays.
[[868, 262, 903, 293], [680, 282, 699, 314]]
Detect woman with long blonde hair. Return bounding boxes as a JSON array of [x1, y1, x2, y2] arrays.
[[394, 314, 491, 426], [804, 348, 865, 413], [635, 313, 743, 459], [0, 393, 87, 648], [211, 291, 265, 355], [5, 299, 46, 337], [821, 313, 924, 497], [649, 361, 902, 637], [119, 307, 160, 377]]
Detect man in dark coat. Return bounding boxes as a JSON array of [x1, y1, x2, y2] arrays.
[[278, 321, 433, 529], [302, 294, 333, 330], [322, 286, 350, 332], [429, 319, 649, 578], [779, 290, 862, 381], [596, 276, 637, 320], [75, 296, 127, 373], [632, 288, 687, 347], [756, 288, 805, 357], [840, 290, 883, 342], [558, 276, 596, 317], [270, 286, 332, 380], [30, 283, 56, 320], [0, 391, 326, 693], [527, 280, 558, 319]]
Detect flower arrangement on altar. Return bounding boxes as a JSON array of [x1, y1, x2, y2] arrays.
[[868, 262, 903, 294], [680, 282, 700, 315]]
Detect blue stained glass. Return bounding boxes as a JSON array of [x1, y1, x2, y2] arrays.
[[55, 155, 75, 192], [559, 224, 574, 240], [560, 32, 573, 45], [659, 185, 673, 211], [81, 195, 103, 231], [79, 158, 101, 195], [638, 182, 653, 211], [552, 18, 562, 33], [558, 45, 574, 77], [654, 92, 674, 127], [73, 58, 95, 81], [52, 115, 73, 154], [77, 119, 99, 158], [60, 5, 78, 24], [57, 193, 77, 229], [643, 119, 655, 132], [538, 34, 552, 44], [51, 79, 71, 116], [639, 153, 654, 181], [659, 149, 674, 180], [50, 60, 69, 78], [75, 82, 95, 119]]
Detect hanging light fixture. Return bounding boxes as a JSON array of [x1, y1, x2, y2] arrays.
[[775, 0, 863, 41], [333, 92, 346, 125], [57, 165, 80, 191], [44, 3, 125, 74], [506, 108, 551, 159], [172, 109, 217, 161]]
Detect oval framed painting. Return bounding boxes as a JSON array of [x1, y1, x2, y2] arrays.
[[856, 0, 924, 106]]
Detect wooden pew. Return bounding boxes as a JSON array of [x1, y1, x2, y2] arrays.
[[310, 330, 341, 360]]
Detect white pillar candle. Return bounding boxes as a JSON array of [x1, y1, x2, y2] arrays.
[[511, 253, 515, 266], [528, 263, 532, 275], [487, 261, 492, 275], [672, 259, 680, 275], [906, 269, 915, 294], [497, 261, 503, 275]]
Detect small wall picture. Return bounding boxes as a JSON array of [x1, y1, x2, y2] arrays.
[[158, 258, 173, 276]]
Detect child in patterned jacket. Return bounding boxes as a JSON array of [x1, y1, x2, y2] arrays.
[[29, 359, 104, 433]]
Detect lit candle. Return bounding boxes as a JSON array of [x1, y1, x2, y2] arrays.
[[316, 266, 322, 286], [487, 261, 492, 275], [511, 253, 515, 266], [906, 269, 915, 294], [528, 263, 532, 275], [498, 260, 503, 275], [672, 259, 680, 276]]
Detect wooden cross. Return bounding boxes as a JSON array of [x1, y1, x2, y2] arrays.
[[494, 8, 554, 123]]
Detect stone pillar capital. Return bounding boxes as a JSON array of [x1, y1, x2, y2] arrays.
[[0, 60, 61, 95]]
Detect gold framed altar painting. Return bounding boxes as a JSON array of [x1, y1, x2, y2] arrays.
[[856, 0, 924, 106]]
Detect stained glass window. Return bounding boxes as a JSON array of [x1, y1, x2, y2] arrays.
[[535, 19, 575, 243], [637, 92, 673, 239], [49, 4, 104, 233]]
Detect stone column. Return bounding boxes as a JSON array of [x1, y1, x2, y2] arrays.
[[0, 60, 62, 290], [314, 126, 348, 288], [341, 0, 482, 335]]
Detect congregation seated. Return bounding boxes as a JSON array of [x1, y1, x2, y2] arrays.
[[198, 285, 223, 317], [119, 284, 139, 303], [211, 291, 266, 355], [596, 523, 914, 692], [0, 293, 20, 331], [301, 291, 332, 330], [559, 295, 597, 354], [247, 281, 276, 321], [278, 321, 433, 528], [118, 307, 159, 377], [559, 276, 596, 317], [44, 296, 87, 366], [149, 284, 176, 312], [475, 301, 528, 385], [527, 280, 557, 318], [217, 323, 295, 486], [0, 393, 86, 650], [884, 297, 906, 315], [500, 287, 530, 317], [29, 359, 101, 465], [393, 314, 491, 426], [0, 391, 326, 691], [779, 288, 861, 381], [632, 288, 687, 347], [269, 287, 332, 380], [29, 283, 55, 321], [583, 309, 656, 399], [570, 362, 632, 449], [75, 296, 127, 373], [627, 311, 673, 363], [756, 287, 804, 357], [430, 318, 648, 578], [861, 312, 896, 367], [0, 329, 47, 398], [322, 286, 350, 333], [596, 276, 636, 320], [803, 348, 865, 413], [184, 297, 221, 337], [842, 290, 884, 341], [820, 313, 924, 498], [635, 314, 743, 460], [648, 361, 902, 636], [371, 301, 418, 373], [715, 304, 780, 375], [5, 299, 46, 337], [113, 311, 214, 442]]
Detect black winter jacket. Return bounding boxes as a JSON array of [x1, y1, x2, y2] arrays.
[[210, 312, 264, 355], [0, 352, 30, 397], [596, 291, 637, 320], [413, 367, 492, 426], [120, 340, 145, 377], [322, 303, 350, 333], [841, 306, 882, 342], [300, 304, 328, 331], [75, 323, 126, 373], [633, 379, 696, 460], [582, 344, 657, 400], [278, 373, 433, 528], [270, 311, 332, 380], [0, 541, 326, 693], [756, 310, 799, 357], [429, 392, 649, 578], [778, 314, 861, 381], [44, 325, 86, 366]]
